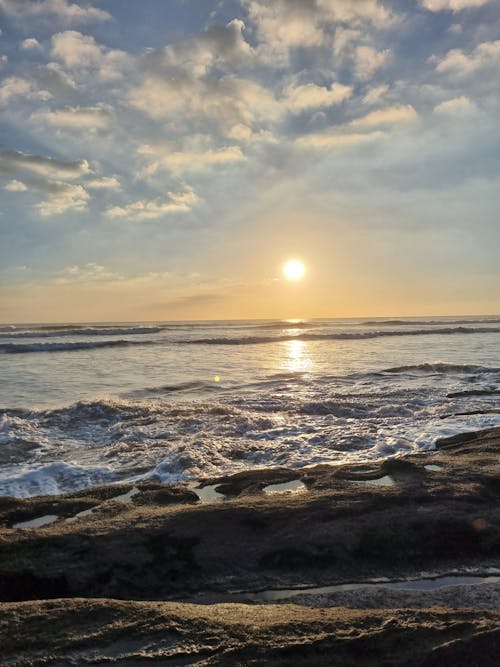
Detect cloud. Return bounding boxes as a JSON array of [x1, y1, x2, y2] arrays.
[[139, 145, 245, 177], [51, 31, 130, 80], [35, 181, 89, 216], [4, 179, 27, 191], [433, 95, 478, 115], [282, 82, 352, 111], [106, 188, 199, 221], [129, 74, 279, 132], [435, 40, 500, 75], [55, 262, 123, 284], [363, 84, 390, 106], [420, 0, 494, 11], [32, 104, 113, 129], [156, 18, 253, 78], [86, 176, 121, 190], [0, 0, 110, 25], [0, 77, 31, 104], [40, 62, 77, 93], [128, 20, 275, 132], [296, 130, 384, 149], [354, 46, 392, 81], [226, 124, 276, 143], [244, 0, 395, 63], [350, 104, 418, 127], [167, 292, 226, 307], [2, 170, 93, 216], [20, 38, 42, 51], [0, 76, 51, 105], [0, 146, 90, 180]]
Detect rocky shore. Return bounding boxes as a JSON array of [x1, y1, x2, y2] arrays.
[[0, 426, 499, 665]]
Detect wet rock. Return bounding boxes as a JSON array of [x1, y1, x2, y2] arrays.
[[0, 599, 498, 666], [0, 427, 498, 663]]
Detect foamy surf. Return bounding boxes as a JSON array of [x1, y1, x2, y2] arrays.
[[1, 317, 499, 497]]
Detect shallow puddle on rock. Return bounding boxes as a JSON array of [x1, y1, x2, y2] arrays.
[[67, 486, 141, 522], [13, 514, 59, 529], [111, 487, 141, 503], [68, 507, 97, 521], [248, 575, 500, 602], [355, 475, 395, 487], [189, 483, 225, 503], [424, 464, 443, 471], [263, 480, 306, 494]]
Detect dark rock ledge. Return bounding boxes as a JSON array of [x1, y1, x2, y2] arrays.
[[0, 427, 499, 665]]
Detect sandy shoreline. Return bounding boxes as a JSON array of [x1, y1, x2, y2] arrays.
[[0, 426, 499, 664]]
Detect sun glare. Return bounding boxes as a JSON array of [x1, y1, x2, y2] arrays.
[[283, 259, 306, 281]]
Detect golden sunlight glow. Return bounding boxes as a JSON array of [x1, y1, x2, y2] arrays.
[[283, 259, 306, 281], [283, 339, 312, 373]]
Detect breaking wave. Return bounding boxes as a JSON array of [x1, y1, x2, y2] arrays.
[[360, 318, 500, 326], [0, 325, 168, 339], [179, 327, 500, 346], [382, 363, 500, 374], [0, 339, 154, 354]]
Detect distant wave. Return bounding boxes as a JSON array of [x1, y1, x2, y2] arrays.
[[253, 321, 318, 330], [383, 363, 499, 374], [2, 325, 499, 352], [0, 339, 153, 354], [360, 318, 500, 326], [177, 326, 500, 346], [0, 325, 168, 340]]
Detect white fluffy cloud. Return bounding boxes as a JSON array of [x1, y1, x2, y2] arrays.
[[129, 74, 279, 133], [106, 188, 199, 221], [35, 181, 89, 216], [0, 76, 51, 105], [139, 146, 245, 177], [4, 179, 28, 191], [0, 0, 110, 25], [244, 0, 395, 63], [20, 38, 42, 51], [420, 0, 494, 11], [354, 46, 392, 80], [282, 82, 352, 111], [350, 104, 418, 127], [32, 104, 113, 129], [51, 31, 130, 80], [435, 40, 500, 74], [433, 95, 478, 115], [86, 176, 121, 190]]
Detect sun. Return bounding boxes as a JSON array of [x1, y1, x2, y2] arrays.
[[283, 259, 306, 281]]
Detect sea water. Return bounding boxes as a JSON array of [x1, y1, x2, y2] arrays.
[[1, 316, 499, 497]]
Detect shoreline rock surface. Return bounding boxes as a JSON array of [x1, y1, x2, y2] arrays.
[[0, 426, 499, 664]]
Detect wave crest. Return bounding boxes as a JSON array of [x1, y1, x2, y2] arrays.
[[179, 327, 500, 346], [0, 339, 154, 354], [383, 363, 498, 374]]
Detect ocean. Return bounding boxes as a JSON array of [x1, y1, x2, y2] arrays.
[[1, 316, 499, 498]]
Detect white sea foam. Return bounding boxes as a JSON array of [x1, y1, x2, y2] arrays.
[[0, 462, 118, 498], [0, 317, 499, 497]]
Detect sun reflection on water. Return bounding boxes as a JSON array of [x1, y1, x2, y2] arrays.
[[283, 338, 313, 373]]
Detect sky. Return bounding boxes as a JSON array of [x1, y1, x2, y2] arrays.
[[0, 0, 499, 323]]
